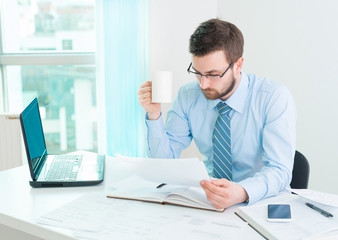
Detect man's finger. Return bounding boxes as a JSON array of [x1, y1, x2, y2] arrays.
[[210, 178, 230, 187], [140, 81, 151, 88], [201, 180, 222, 195]]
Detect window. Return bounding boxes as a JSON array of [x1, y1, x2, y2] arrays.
[[0, 0, 97, 154], [1, 0, 95, 53]]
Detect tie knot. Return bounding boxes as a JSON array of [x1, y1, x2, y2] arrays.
[[217, 102, 231, 115]]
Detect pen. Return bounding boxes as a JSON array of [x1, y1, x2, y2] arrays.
[[156, 183, 167, 189], [305, 202, 333, 218]]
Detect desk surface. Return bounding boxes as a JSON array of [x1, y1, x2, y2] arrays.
[[0, 157, 263, 240]]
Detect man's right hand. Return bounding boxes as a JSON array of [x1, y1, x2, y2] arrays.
[[138, 81, 161, 120]]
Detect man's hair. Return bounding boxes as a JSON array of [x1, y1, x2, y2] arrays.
[[189, 19, 244, 64]]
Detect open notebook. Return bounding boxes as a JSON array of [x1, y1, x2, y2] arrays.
[[107, 175, 224, 212]]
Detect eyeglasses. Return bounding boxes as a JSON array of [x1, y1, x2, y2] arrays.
[[187, 62, 233, 81]]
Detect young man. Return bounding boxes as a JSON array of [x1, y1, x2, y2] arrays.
[[138, 19, 296, 209]]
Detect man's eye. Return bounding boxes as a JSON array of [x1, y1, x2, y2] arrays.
[[207, 74, 217, 77]]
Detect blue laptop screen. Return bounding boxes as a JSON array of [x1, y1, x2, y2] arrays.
[[20, 98, 47, 173]]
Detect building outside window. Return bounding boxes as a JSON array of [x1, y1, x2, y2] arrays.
[[0, 0, 97, 154]]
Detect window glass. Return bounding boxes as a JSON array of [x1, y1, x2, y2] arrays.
[[7, 65, 97, 154], [1, 0, 95, 52]]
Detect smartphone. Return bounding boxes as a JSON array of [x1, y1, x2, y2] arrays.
[[267, 204, 292, 222]]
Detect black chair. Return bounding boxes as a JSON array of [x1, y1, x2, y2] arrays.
[[290, 150, 310, 189]]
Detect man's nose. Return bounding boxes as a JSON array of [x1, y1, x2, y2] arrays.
[[199, 75, 210, 89]]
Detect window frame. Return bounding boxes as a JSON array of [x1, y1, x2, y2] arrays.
[[0, 53, 95, 112]]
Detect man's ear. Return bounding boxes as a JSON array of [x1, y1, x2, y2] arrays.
[[234, 57, 244, 72]]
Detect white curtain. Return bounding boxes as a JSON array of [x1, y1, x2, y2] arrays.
[[96, 0, 149, 157]]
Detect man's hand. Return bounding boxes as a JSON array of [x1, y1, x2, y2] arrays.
[[137, 81, 161, 120], [200, 179, 249, 209]]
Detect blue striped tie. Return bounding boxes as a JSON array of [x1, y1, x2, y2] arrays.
[[213, 102, 232, 180]]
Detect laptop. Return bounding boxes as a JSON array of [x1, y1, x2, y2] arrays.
[[20, 97, 105, 187]]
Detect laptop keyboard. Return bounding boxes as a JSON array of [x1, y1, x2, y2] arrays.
[[45, 155, 83, 181]]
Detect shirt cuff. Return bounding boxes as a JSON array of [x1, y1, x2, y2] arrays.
[[237, 178, 266, 205], [145, 112, 165, 137]]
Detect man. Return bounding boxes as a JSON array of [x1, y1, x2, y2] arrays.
[[138, 19, 296, 209]]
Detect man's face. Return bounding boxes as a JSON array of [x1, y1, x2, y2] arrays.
[[191, 51, 240, 100]]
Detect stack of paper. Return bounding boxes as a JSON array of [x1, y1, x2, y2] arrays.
[[38, 193, 246, 240]]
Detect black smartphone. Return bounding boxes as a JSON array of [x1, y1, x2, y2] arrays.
[[267, 204, 292, 222]]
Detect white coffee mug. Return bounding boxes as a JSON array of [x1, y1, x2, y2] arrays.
[[152, 71, 173, 103]]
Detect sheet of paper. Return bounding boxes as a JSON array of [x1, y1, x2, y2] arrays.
[[74, 214, 247, 240], [37, 192, 138, 232], [106, 175, 186, 200], [291, 188, 338, 207], [37, 192, 246, 240], [115, 154, 210, 187]]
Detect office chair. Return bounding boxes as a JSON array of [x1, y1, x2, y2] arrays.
[[290, 150, 310, 189]]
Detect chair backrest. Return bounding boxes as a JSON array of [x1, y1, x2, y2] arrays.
[[290, 150, 310, 189]]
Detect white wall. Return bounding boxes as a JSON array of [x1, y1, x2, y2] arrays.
[[218, 0, 338, 194], [150, 0, 218, 158]]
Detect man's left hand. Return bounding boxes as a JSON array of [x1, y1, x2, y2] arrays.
[[200, 179, 249, 209]]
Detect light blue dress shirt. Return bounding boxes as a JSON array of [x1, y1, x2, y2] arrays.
[[145, 72, 297, 204]]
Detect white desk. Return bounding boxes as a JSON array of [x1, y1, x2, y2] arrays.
[[0, 157, 263, 240]]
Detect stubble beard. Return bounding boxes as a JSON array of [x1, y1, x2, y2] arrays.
[[201, 76, 236, 100]]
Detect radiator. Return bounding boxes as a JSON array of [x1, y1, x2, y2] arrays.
[[0, 113, 24, 171]]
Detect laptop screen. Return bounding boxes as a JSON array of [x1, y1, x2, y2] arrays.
[[20, 98, 47, 174]]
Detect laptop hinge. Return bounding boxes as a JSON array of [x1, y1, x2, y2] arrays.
[[33, 149, 47, 180]]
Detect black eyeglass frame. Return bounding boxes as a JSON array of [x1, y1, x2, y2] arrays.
[[187, 62, 234, 79]]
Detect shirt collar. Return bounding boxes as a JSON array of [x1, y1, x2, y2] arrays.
[[207, 72, 249, 114]]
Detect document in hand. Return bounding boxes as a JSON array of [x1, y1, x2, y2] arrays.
[[106, 175, 225, 212], [116, 156, 210, 187]]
